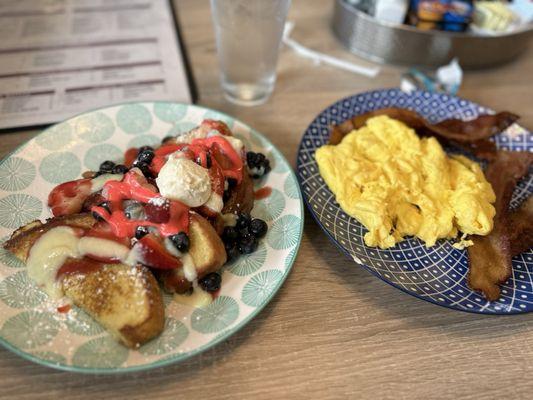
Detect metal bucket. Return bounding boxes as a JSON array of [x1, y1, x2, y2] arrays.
[[332, 0, 533, 68]]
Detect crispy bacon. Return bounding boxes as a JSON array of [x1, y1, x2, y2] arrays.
[[329, 107, 530, 301], [330, 107, 519, 160], [509, 197, 533, 257], [467, 151, 533, 300]]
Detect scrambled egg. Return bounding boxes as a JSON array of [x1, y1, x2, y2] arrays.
[[315, 115, 496, 249]]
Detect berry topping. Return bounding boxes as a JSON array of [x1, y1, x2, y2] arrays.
[[199, 272, 222, 292], [99, 160, 115, 173], [92, 201, 110, 221], [137, 149, 155, 164], [227, 178, 238, 188], [238, 226, 251, 239], [144, 200, 170, 223], [48, 178, 92, 217], [222, 226, 239, 244], [246, 151, 271, 178], [236, 213, 251, 229], [91, 211, 103, 221], [132, 160, 153, 178], [112, 164, 128, 174], [170, 232, 190, 253], [249, 218, 268, 238], [225, 243, 240, 261], [86, 221, 130, 247], [138, 145, 154, 153], [137, 233, 181, 269], [123, 200, 145, 220], [239, 235, 258, 254], [134, 225, 150, 239]]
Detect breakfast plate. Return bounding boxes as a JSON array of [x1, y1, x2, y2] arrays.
[[0, 102, 303, 372], [297, 88, 532, 314]]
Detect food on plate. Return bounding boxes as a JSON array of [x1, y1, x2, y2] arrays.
[[315, 115, 496, 249], [3, 119, 272, 348], [509, 197, 533, 257], [330, 107, 518, 160], [324, 107, 531, 301], [467, 151, 533, 300]]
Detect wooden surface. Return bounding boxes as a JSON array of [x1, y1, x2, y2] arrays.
[[1, 0, 532, 399]]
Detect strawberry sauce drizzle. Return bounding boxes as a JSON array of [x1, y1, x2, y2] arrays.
[[91, 171, 190, 238], [254, 186, 272, 200]]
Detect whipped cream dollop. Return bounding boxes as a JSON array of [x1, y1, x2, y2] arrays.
[[156, 155, 211, 207]]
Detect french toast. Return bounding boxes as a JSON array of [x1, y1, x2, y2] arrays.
[[3, 214, 165, 348], [2, 118, 272, 349], [157, 213, 227, 294]]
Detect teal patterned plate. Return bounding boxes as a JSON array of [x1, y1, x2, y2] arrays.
[[0, 102, 303, 373]]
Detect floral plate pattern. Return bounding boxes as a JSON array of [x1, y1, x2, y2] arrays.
[[297, 88, 532, 314], [0, 102, 303, 372]]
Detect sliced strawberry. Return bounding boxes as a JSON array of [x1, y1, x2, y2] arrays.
[[82, 192, 106, 212], [201, 119, 232, 136], [209, 159, 225, 195], [48, 178, 92, 217], [136, 234, 181, 269], [86, 221, 131, 247], [145, 200, 170, 223], [124, 147, 138, 167]]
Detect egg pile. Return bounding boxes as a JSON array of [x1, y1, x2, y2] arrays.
[[315, 115, 496, 249]]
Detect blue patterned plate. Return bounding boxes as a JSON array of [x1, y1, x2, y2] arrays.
[[297, 88, 532, 314], [0, 102, 303, 372]]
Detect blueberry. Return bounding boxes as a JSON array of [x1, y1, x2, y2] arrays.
[[112, 164, 128, 174], [246, 151, 258, 167], [99, 160, 115, 173], [225, 244, 240, 261], [236, 213, 251, 229], [198, 273, 221, 292], [170, 232, 190, 252], [223, 190, 231, 202], [133, 160, 152, 178], [222, 226, 238, 244], [239, 235, 258, 254], [137, 149, 155, 164], [138, 145, 154, 153], [249, 218, 268, 238], [98, 201, 111, 213], [135, 225, 150, 239], [255, 153, 266, 164], [238, 226, 251, 239], [91, 211, 105, 221]]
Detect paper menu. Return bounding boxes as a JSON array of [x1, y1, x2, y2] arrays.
[[0, 0, 193, 130]]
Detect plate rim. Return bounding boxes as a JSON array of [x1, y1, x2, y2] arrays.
[[0, 100, 305, 373], [296, 87, 531, 316]]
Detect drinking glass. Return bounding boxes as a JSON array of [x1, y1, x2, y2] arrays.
[[210, 0, 291, 106]]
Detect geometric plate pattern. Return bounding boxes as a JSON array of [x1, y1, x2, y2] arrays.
[[0, 102, 304, 372], [297, 88, 532, 314]]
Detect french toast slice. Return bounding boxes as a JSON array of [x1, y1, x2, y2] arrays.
[[3, 214, 165, 348], [61, 261, 164, 348], [157, 213, 227, 293]]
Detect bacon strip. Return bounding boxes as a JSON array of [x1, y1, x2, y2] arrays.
[[467, 151, 533, 300], [509, 197, 533, 257], [330, 107, 519, 160]]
